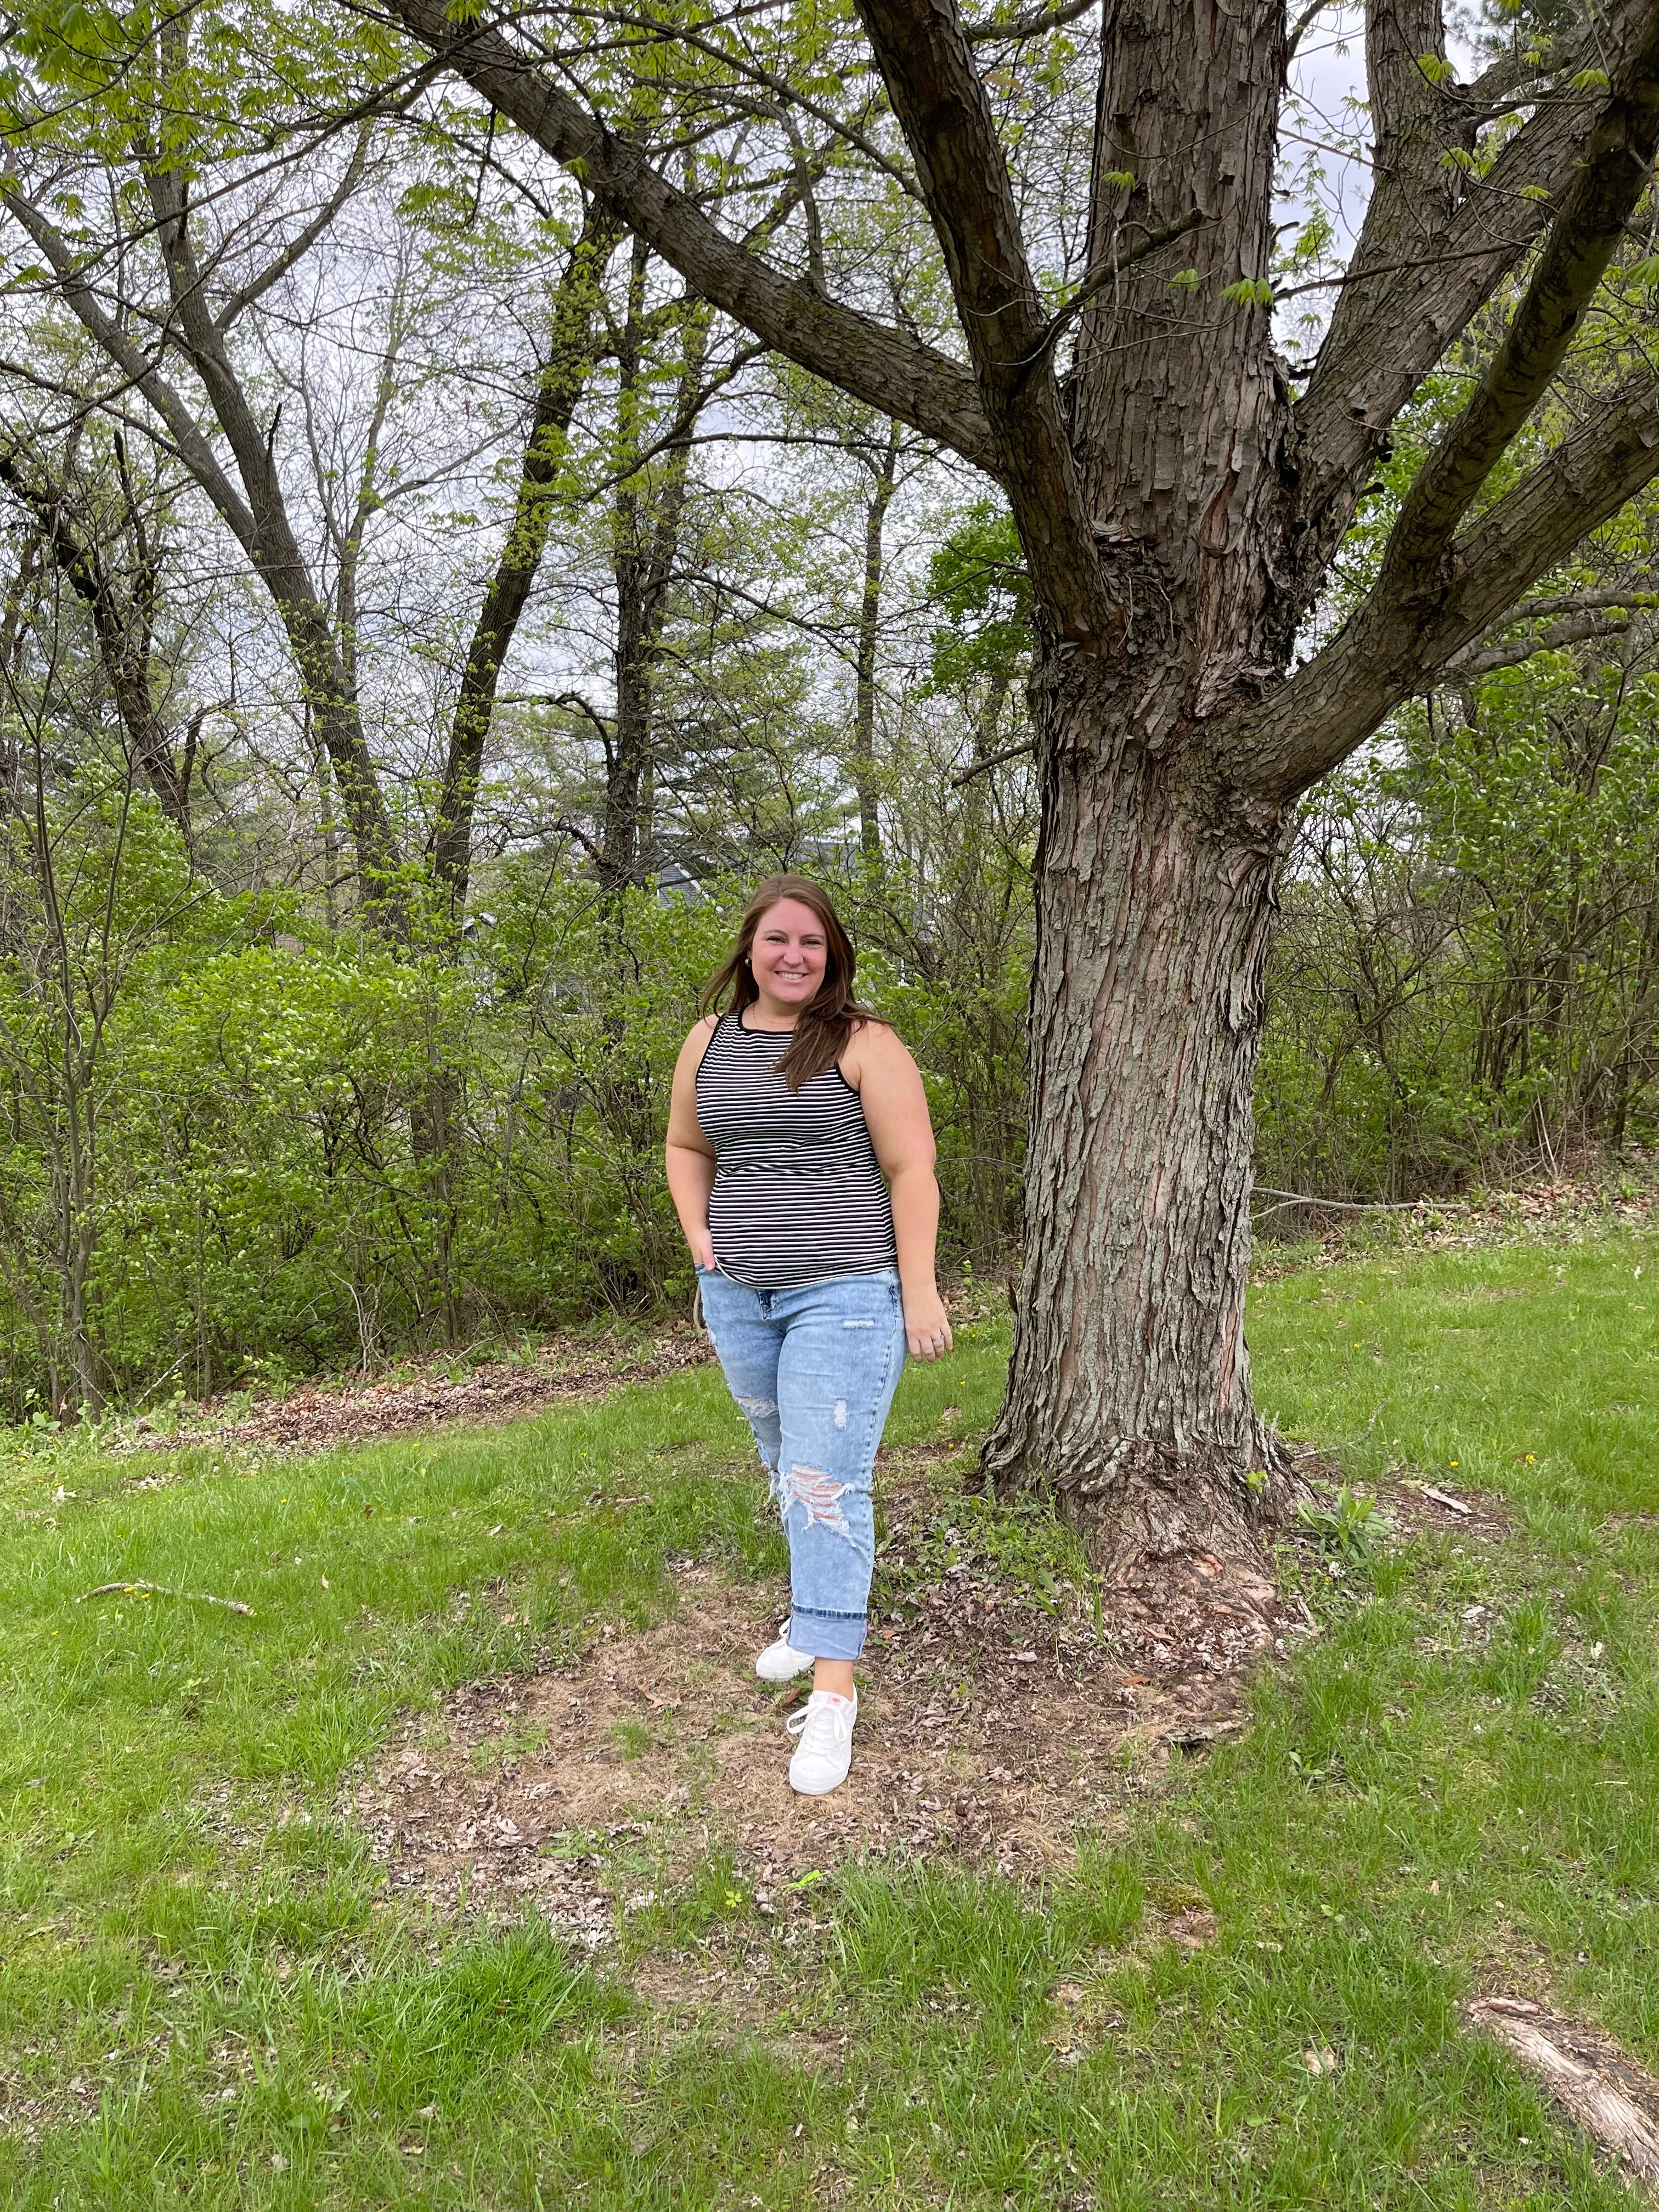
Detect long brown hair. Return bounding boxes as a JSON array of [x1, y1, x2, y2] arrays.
[[702, 874, 883, 1090]]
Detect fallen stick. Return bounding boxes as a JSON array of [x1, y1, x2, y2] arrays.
[[76, 1579, 254, 1617], [1420, 1484, 1472, 1515], [1471, 1997, 1659, 2193]]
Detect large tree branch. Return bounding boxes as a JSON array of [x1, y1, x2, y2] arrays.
[[964, 0, 1096, 45], [1290, 2, 1649, 596], [1237, 368, 1659, 791], [1377, 11, 1659, 589], [1444, 608, 1637, 678], [851, 0, 1112, 641], [215, 126, 374, 332], [1479, 585, 1659, 624], [379, 0, 1000, 477]]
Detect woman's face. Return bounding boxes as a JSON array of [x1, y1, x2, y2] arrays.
[[748, 898, 830, 1013]]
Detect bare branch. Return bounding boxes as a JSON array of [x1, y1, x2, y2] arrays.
[[1029, 209, 1205, 361], [215, 126, 374, 331], [138, 146, 403, 898], [379, 0, 1001, 476], [77, 1579, 253, 1615], [1, 185, 257, 548], [602, 7, 926, 204], [964, 0, 1095, 45], [1284, 0, 1335, 65], [951, 737, 1034, 784]]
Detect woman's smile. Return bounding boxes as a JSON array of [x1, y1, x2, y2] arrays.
[[749, 897, 828, 1013]]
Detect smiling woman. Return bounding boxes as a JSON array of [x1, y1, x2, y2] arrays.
[[664, 873, 951, 1796]]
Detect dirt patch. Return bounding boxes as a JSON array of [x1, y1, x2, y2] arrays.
[[351, 1459, 1302, 1943], [125, 1325, 713, 1458], [1383, 1476, 1516, 1546]]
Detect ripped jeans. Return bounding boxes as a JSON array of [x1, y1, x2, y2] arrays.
[[698, 1267, 906, 1660]]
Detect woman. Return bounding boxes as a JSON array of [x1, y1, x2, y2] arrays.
[[665, 874, 951, 1796]]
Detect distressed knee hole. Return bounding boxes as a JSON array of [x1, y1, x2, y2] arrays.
[[833, 1399, 847, 1428], [785, 1463, 853, 1537], [842, 1318, 875, 1329], [735, 1393, 777, 1418]]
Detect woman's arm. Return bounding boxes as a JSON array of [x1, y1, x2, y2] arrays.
[[665, 1019, 720, 1270], [848, 1023, 953, 1361]]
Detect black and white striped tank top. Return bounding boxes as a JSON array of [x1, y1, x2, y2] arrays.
[[695, 1012, 898, 1288]]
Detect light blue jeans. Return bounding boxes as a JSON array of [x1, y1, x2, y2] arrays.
[[698, 1267, 906, 1660]]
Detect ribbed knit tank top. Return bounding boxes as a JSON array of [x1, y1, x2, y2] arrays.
[[695, 1012, 898, 1288]]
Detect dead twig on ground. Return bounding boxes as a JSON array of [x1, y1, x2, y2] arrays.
[[76, 1579, 254, 1616]]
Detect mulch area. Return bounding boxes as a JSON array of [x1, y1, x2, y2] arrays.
[[125, 1325, 713, 1458]]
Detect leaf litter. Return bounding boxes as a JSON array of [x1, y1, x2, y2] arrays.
[[348, 1453, 1305, 1959]]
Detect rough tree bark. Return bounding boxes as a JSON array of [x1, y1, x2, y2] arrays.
[[386, 0, 1659, 1590]]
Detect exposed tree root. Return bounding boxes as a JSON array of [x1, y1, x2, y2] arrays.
[[1470, 1997, 1659, 2196], [1001, 1426, 1310, 1655]]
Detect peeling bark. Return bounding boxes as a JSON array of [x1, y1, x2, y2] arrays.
[[1471, 1997, 1659, 2195]]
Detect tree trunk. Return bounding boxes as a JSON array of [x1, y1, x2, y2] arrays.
[[434, 203, 619, 918], [0, 436, 191, 838], [981, 652, 1296, 1583], [600, 258, 711, 891], [382, 0, 1659, 1609], [851, 424, 899, 859]]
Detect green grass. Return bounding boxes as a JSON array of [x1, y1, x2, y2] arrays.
[[2, 1237, 1657, 2205]]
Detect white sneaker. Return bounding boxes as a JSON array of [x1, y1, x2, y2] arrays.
[[786, 1689, 857, 1795], [755, 1632, 814, 1682]]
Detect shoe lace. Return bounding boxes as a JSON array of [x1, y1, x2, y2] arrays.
[[786, 1694, 851, 1752]]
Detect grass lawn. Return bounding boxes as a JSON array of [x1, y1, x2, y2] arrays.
[[2, 1231, 1657, 2207]]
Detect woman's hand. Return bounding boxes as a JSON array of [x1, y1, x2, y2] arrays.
[[904, 1285, 952, 1361], [690, 1228, 719, 1272]]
